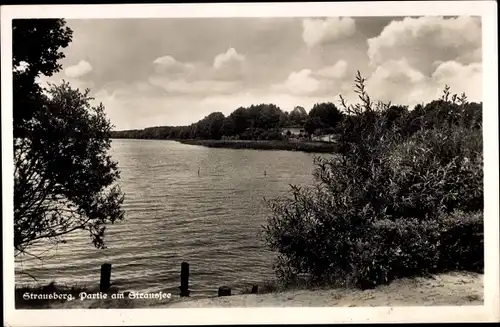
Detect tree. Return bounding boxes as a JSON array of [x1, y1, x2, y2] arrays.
[[306, 102, 344, 135], [192, 112, 226, 139], [220, 117, 236, 137], [304, 116, 324, 135], [207, 112, 225, 140], [279, 111, 290, 128], [14, 83, 125, 256], [13, 19, 73, 137], [228, 107, 250, 135], [258, 104, 283, 129], [13, 20, 124, 258], [289, 106, 308, 125]]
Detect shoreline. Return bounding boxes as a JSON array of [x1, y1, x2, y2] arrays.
[[176, 139, 339, 153]]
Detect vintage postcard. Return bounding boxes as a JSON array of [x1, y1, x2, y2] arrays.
[[2, 1, 499, 326]]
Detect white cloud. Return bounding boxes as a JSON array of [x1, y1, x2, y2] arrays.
[[365, 59, 482, 106], [362, 16, 482, 105], [153, 55, 195, 75], [271, 62, 355, 97], [64, 60, 93, 78], [145, 50, 248, 96], [272, 69, 320, 96], [367, 59, 429, 104], [432, 60, 481, 81], [213, 48, 245, 69], [153, 55, 178, 66], [302, 17, 356, 48], [370, 59, 426, 85], [211, 48, 246, 81], [315, 60, 348, 79], [432, 61, 482, 100], [367, 16, 481, 75]]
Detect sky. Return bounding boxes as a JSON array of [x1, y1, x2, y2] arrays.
[[36, 16, 483, 130]]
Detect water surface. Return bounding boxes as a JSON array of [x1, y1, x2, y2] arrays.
[[15, 139, 323, 296]]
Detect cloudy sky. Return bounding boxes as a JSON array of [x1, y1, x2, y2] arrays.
[[36, 16, 482, 130]]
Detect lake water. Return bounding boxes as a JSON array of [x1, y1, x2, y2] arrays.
[[15, 139, 323, 297]]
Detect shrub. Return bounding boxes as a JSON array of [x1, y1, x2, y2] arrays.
[[384, 125, 483, 219], [263, 71, 483, 289], [347, 217, 442, 289], [437, 210, 484, 272]]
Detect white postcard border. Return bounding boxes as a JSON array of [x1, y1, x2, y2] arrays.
[[2, 1, 498, 325]]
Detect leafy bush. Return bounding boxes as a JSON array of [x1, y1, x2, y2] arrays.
[[263, 71, 483, 289], [386, 126, 483, 218], [349, 218, 441, 289], [437, 210, 483, 272]]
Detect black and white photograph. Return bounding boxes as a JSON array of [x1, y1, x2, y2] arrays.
[[2, 1, 499, 325]]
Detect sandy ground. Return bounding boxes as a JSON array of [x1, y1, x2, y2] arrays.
[[21, 271, 482, 309], [163, 271, 483, 308]]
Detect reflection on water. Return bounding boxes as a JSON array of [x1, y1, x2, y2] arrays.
[[15, 139, 323, 296]]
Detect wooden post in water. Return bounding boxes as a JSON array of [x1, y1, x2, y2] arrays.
[[100, 263, 112, 293], [180, 262, 190, 297]]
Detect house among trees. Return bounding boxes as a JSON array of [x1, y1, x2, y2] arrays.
[[281, 126, 306, 138], [310, 133, 336, 142]]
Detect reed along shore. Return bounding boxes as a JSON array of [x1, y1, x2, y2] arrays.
[[176, 139, 339, 153]]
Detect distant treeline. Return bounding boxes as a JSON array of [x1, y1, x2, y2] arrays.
[[110, 100, 482, 142], [110, 103, 342, 141]]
